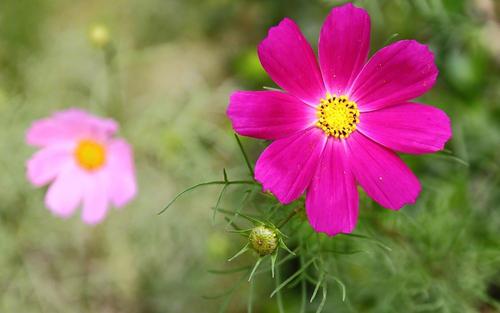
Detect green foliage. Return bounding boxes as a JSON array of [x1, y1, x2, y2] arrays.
[[0, 0, 499, 312]]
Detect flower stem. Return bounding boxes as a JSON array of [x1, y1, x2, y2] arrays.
[[277, 207, 301, 229]]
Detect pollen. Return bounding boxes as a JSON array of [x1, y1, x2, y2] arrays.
[[74, 140, 106, 171], [316, 93, 360, 138]]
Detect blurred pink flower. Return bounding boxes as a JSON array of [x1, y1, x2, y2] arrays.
[[227, 3, 452, 235], [26, 109, 137, 224]]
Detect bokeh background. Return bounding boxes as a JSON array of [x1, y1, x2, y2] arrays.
[[0, 0, 499, 312]]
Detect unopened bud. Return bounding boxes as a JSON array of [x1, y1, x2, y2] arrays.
[[249, 225, 278, 256], [89, 24, 110, 47]]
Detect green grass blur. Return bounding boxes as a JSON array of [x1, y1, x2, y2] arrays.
[[0, 0, 499, 312]]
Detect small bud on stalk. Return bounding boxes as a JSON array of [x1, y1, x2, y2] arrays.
[[89, 24, 110, 48], [248, 225, 278, 256]]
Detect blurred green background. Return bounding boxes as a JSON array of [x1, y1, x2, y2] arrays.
[[0, 0, 499, 312]]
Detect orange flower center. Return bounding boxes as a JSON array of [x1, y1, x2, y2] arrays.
[[316, 94, 360, 138], [74, 140, 106, 171]]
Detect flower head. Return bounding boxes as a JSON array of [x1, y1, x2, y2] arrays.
[[26, 109, 137, 224], [249, 225, 278, 256], [227, 3, 452, 236]]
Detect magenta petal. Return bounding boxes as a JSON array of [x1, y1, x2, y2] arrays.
[[106, 139, 137, 207], [358, 102, 452, 154], [255, 128, 326, 204], [346, 132, 421, 210], [45, 164, 83, 218], [258, 18, 326, 105], [319, 3, 370, 95], [349, 40, 438, 111], [306, 139, 358, 236], [27, 144, 73, 186], [82, 171, 109, 225], [227, 91, 316, 140]]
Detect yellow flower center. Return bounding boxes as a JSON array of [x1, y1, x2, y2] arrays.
[[316, 94, 360, 138], [74, 140, 106, 171]]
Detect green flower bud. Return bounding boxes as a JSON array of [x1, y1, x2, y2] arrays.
[[248, 225, 278, 256], [89, 24, 110, 48]]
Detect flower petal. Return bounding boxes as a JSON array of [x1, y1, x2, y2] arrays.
[[255, 128, 326, 204], [26, 108, 118, 147], [258, 18, 326, 105], [349, 40, 438, 112], [27, 143, 73, 186], [358, 102, 452, 154], [81, 171, 110, 225], [306, 139, 358, 236], [319, 3, 370, 95], [45, 163, 84, 218], [106, 139, 137, 207], [345, 132, 421, 210], [227, 91, 316, 140]]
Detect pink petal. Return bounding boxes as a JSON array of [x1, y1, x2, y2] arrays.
[[258, 18, 326, 105], [319, 3, 370, 95], [27, 143, 73, 186], [349, 40, 438, 112], [81, 171, 110, 225], [358, 102, 452, 154], [255, 128, 327, 204], [106, 139, 137, 207], [227, 91, 316, 140], [26, 108, 118, 147], [345, 132, 421, 210], [305, 139, 358, 236], [45, 163, 84, 218]]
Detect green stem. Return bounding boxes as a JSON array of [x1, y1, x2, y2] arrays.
[[277, 207, 301, 228], [234, 134, 255, 178]]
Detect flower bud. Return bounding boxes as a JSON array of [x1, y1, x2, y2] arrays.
[[89, 24, 110, 48], [248, 225, 278, 256]]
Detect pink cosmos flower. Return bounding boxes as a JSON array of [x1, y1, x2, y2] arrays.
[[227, 3, 452, 235], [26, 109, 137, 224]]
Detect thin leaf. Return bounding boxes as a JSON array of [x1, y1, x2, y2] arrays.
[[255, 247, 299, 275], [226, 189, 253, 228], [383, 32, 400, 46], [248, 258, 263, 282], [213, 183, 230, 223], [263, 86, 282, 92], [212, 207, 261, 223], [270, 258, 315, 297], [159, 180, 256, 214], [310, 273, 325, 303], [226, 228, 253, 234], [270, 251, 278, 278], [224, 217, 243, 231], [279, 239, 296, 255], [277, 207, 299, 228], [228, 244, 250, 262], [329, 275, 347, 302], [315, 283, 327, 313], [428, 153, 469, 167], [341, 233, 392, 251]]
